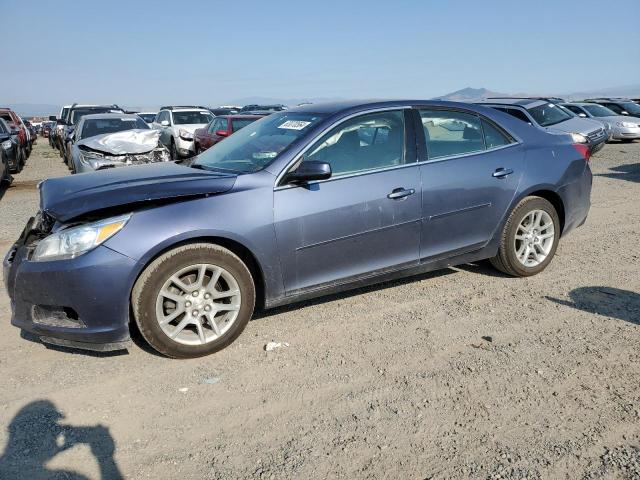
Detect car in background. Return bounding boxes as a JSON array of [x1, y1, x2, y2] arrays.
[[41, 121, 54, 138], [479, 98, 608, 153], [193, 114, 264, 154], [208, 108, 238, 116], [136, 112, 157, 126], [70, 113, 169, 174], [59, 104, 125, 165], [584, 98, 640, 119], [239, 104, 287, 115], [152, 106, 214, 159], [0, 118, 18, 180], [4, 100, 593, 357], [50, 105, 71, 152], [562, 102, 640, 142], [0, 108, 29, 163]]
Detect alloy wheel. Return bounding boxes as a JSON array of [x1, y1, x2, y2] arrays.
[[514, 209, 555, 267], [155, 264, 241, 346]]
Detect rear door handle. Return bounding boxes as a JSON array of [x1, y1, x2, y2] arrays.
[[492, 168, 514, 178], [387, 188, 415, 200]]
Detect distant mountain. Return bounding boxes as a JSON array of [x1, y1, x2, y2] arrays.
[[432, 87, 507, 102], [562, 84, 640, 100]]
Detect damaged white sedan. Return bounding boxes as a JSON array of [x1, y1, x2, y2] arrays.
[[69, 113, 171, 174]]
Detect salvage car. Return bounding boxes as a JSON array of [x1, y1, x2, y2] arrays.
[[0, 119, 15, 184], [70, 113, 170, 173], [0, 118, 24, 174], [584, 98, 640, 119], [562, 102, 640, 142], [152, 106, 214, 159], [479, 98, 608, 153], [193, 114, 264, 154], [3, 100, 593, 358], [136, 112, 157, 127], [0, 108, 29, 162]]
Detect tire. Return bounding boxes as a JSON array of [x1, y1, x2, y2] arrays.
[[132, 243, 256, 358], [490, 196, 560, 277], [170, 139, 178, 160]]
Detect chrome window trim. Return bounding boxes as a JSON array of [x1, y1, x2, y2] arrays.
[[274, 105, 523, 191]]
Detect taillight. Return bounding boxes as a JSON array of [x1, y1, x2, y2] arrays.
[[572, 143, 591, 162]]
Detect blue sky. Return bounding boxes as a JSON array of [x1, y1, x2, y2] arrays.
[[3, 0, 639, 106]]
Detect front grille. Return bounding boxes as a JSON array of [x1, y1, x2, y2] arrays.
[[587, 128, 605, 142]]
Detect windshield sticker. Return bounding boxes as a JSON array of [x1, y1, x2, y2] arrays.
[[278, 120, 311, 130]]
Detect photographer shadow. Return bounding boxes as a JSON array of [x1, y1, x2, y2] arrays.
[[0, 400, 123, 480], [546, 286, 640, 325]]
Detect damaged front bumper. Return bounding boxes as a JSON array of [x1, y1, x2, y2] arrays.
[[76, 146, 171, 173], [4, 215, 136, 351]]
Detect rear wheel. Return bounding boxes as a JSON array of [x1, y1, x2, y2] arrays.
[[132, 243, 255, 358], [490, 196, 560, 277]]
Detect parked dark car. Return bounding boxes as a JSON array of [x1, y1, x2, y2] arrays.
[[0, 118, 24, 174], [480, 98, 608, 153], [584, 98, 640, 119], [239, 104, 286, 114], [4, 100, 592, 358], [0, 119, 16, 183], [52, 104, 124, 166], [193, 114, 264, 153], [208, 108, 239, 116], [42, 121, 54, 138], [0, 108, 29, 162]]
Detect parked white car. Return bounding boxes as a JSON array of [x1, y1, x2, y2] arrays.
[[151, 106, 213, 159]]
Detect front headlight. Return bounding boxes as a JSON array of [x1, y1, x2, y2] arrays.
[[1, 140, 12, 150], [570, 133, 588, 143], [179, 129, 194, 141], [616, 121, 636, 128], [32, 214, 131, 262], [79, 150, 124, 170]]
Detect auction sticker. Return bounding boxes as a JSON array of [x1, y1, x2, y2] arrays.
[[278, 120, 311, 130]]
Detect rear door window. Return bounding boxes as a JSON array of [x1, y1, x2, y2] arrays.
[[418, 110, 485, 159]]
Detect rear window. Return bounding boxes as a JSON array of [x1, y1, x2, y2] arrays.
[[231, 118, 257, 132], [172, 111, 214, 125], [71, 108, 119, 124]]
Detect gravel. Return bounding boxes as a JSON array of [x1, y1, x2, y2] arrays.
[[0, 139, 638, 479]]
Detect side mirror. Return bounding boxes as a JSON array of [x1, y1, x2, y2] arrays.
[[578, 113, 587, 118], [286, 160, 332, 184], [621, 111, 629, 115], [215, 129, 229, 137], [48, 115, 57, 121], [161, 120, 170, 126]]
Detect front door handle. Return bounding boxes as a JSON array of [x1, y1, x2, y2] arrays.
[[387, 188, 415, 200], [492, 168, 514, 178]]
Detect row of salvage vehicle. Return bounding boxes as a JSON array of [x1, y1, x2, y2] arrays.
[[47, 103, 282, 174], [3, 95, 640, 359], [0, 107, 39, 185], [46, 98, 640, 177]]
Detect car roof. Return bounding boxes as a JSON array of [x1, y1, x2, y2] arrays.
[[286, 99, 519, 116], [562, 102, 593, 107], [79, 113, 142, 121], [167, 108, 210, 112], [476, 98, 548, 108]]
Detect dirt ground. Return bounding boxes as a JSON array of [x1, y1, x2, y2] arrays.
[[0, 138, 638, 480]]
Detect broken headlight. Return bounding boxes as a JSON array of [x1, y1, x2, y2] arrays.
[[32, 214, 131, 261]]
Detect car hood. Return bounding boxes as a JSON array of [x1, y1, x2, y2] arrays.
[[77, 129, 162, 155], [546, 117, 603, 135], [39, 162, 237, 222]]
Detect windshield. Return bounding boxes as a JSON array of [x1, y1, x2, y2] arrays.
[[71, 108, 119, 125], [193, 112, 325, 173], [583, 105, 617, 117], [138, 113, 156, 123], [527, 102, 572, 127], [80, 117, 149, 139], [621, 102, 640, 115], [172, 111, 213, 125]]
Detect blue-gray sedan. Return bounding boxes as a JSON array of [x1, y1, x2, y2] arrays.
[[4, 100, 593, 358]]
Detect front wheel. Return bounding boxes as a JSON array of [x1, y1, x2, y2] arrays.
[[132, 243, 256, 358], [490, 196, 560, 277], [170, 139, 179, 160]]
